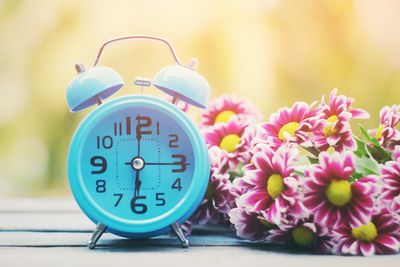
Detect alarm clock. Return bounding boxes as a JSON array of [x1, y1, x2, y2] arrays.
[[66, 36, 211, 249]]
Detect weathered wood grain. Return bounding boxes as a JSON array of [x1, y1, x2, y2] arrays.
[[1, 247, 399, 267], [0, 211, 93, 231], [0, 198, 78, 212], [0, 230, 250, 247], [0, 198, 398, 267]]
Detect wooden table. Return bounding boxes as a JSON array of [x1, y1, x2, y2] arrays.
[[0, 198, 398, 267]]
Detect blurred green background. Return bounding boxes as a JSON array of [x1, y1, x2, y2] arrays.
[[0, 0, 399, 196]]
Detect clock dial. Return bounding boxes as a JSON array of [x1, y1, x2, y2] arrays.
[[68, 95, 209, 235], [79, 105, 195, 221]]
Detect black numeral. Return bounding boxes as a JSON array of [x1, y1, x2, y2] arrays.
[[131, 196, 147, 214], [114, 122, 123, 136], [156, 122, 160, 135], [90, 156, 107, 174], [97, 136, 113, 149], [172, 154, 187, 173], [171, 178, 182, 191], [96, 180, 106, 193], [136, 115, 152, 138], [156, 193, 166, 206], [113, 193, 123, 207], [168, 134, 179, 148], [126, 117, 131, 135]]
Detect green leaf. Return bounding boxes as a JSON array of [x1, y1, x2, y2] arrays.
[[293, 170, 305, 177], [307, 156, 319, 164], [358, 124, 392, 163], [229, 163, 245, 181], [354, 136, 368, 158], [354, 156, 380, 177], [350, 172, 364, 182], [229, 171, 241, 181], [365, 144, 392, 164], [359, 124, 380, 146]]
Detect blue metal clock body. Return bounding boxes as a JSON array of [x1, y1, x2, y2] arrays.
[[67, 95, 210, 238]]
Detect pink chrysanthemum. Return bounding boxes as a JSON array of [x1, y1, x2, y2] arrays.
[[393, 145, 400, 161], [389, 195, 400, 222], [191, 190, 231, 225], [383, 146, 400, 223], [201, 94, 262, 127], [379, 147, 400, 210], [369, 105, 400, 151], [236, 144, 306, 225], [185, 146, 236, 233], [195, 173, 235, 219], [266, 216, 334, 253], [313, 89, 369, 152], [228, 207, 273, 241], [231, 175, 253, 197], [180, 218, 193, 235], [332, 208, 400, 256], [257, 102, 323, 149], [303, 152, 378, 228], [208, 143, 229, 174], [321, 88, 370, 120], [204, 118, 254, 170]]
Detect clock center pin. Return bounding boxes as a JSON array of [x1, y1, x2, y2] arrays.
[[131, 157, 145, 171]]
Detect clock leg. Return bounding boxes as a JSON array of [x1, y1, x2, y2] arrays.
[[87, 222, 107, 249], [170, 222, 190, 248]]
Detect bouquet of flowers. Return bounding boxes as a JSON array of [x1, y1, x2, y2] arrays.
[[183, 90, 400, 256]]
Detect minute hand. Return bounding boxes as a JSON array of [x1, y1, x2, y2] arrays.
[[146, 155, 189, 173]]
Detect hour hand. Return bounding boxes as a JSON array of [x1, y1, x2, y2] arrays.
[[134, 171, 141, 197]]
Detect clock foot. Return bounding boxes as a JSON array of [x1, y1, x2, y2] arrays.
[[170, 222, 190, 248], [87, 222, 107, 249]]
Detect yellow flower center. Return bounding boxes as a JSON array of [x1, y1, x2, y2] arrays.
[[326, 146, 336, 154], [267, 174, 284, 200], [327, 115, 339, 123], [214, 110, 236, 124], [278, 122, 300, 141], [323, 115, 339, 137], [351, 222, 378, 242], [326, 179, 352, 206], [292, 226, 315, 247], [219, 134, 241, 153], [375, 124, 384, 140]]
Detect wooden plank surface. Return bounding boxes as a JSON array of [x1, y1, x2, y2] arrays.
[[0, 198, 398, 267], [1, 247, 400, 267]]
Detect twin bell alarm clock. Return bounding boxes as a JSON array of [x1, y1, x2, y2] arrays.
[[66, 36, 211, 249]]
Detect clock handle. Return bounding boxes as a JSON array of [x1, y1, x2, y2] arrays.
[[87, 222, 107, 249], [92, 35, 183, 67], [170, 222, 190, 248]]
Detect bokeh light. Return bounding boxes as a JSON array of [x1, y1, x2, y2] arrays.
[[0, 0, 399, 196]]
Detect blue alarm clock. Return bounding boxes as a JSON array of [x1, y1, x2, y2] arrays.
[[66, 36, 211, 249]]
